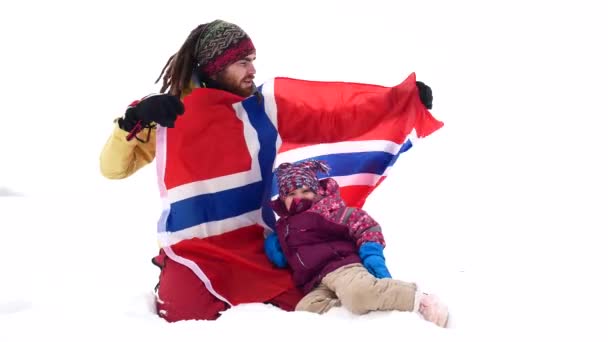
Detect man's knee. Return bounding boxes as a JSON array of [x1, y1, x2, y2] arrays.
[[154, 252, 228, 322], [266, 287, 305, 312], [156, 296, 227, 322]]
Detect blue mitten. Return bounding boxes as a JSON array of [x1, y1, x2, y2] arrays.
[[359, 242, 392, 279], [264, 232, 287, 268]]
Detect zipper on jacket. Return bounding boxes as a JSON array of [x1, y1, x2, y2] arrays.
[[295, 252, 307, 268]]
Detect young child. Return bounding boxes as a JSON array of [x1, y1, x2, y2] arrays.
[[264, 160, 449, 327]]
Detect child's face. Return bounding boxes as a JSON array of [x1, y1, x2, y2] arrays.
[[283, 185, 315, 210]]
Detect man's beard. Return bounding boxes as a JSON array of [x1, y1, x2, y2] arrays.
[[215, 72, 255, 97]]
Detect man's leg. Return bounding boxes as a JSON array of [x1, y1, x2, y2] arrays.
[[295, 283, 341, 314], [153, 250, 229, 322]]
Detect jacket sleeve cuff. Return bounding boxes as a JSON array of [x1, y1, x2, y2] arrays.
[[111, 121, 140, 146]]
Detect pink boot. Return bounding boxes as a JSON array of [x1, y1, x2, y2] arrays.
[[416, 293, 449, 328]]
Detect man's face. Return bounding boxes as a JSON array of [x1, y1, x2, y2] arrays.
[[212, 53, 257, 97]]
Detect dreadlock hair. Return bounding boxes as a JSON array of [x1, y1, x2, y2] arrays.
[[155, 24, 208, 97]]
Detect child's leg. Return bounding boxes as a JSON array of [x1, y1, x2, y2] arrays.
[[295, 283, 340, 314], [321, 263, 417, 315]]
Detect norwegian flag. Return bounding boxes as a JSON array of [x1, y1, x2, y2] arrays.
[[154, 72, 443, 306]]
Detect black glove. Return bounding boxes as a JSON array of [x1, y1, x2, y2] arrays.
[[416, 81, 433, 109], [118, 94, 185, 132]]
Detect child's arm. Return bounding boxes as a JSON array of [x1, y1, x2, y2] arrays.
[[264, 231, 288, 268], [340, 207, 385, 248], [359, 242, 391, 279], [340, 208, 392, 279]]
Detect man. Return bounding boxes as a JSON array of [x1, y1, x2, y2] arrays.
[[100, 20, 258, 180], [99, 19, 435, 322]]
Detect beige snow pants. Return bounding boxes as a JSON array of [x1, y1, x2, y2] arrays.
[[295, 263, 418, 315]]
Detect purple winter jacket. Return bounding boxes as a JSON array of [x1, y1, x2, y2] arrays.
[[270, 178, 385, 293]]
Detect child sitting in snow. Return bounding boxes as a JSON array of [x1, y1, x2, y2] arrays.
[[264, 160, 449, 327]]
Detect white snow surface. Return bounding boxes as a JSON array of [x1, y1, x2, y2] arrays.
[[1, 1, 607, 341]]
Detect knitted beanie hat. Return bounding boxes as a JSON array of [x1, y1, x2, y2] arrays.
[[276, 160, 331, 200], [194, 19, 256, 76]]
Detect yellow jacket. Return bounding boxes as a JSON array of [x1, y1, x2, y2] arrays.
[[100, 85, 198, 179], [99, 123, 156, 179]]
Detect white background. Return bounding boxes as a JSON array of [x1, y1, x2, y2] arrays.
[[1, 1, 607, 341]]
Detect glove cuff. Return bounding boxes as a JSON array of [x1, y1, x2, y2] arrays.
[[359, 242, 385, 260], [117, 116, 139, 132], [118, 103, 157, 142]]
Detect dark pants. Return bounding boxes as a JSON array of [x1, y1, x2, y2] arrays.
[[153, 250, 303, 322]]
